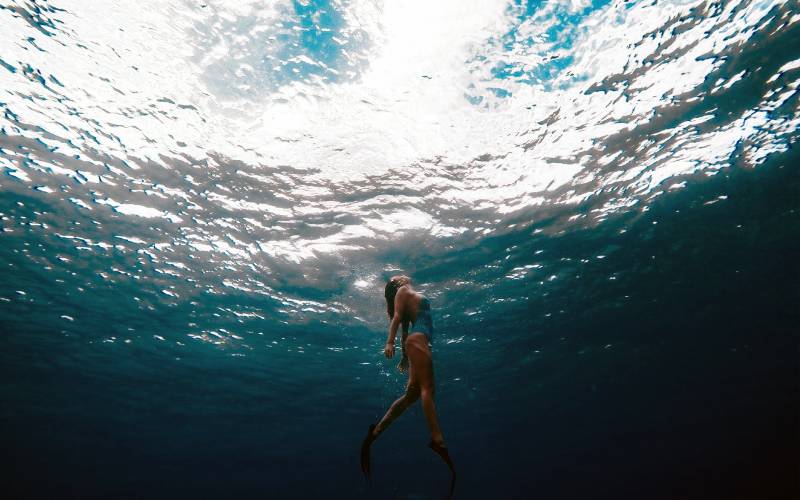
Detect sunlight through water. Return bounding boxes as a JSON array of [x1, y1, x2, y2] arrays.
[[2, 1, 796, 337]]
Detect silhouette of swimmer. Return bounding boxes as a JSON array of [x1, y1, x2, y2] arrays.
[[361, 275, 456, 498]]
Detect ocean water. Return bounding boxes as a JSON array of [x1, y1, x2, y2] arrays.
[[1, 0, 798, 498]]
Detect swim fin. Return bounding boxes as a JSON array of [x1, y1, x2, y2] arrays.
[[360, 423, 376, 480], [428, 440, 456, 499]]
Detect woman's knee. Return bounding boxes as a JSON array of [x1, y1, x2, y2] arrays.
[[420, 383, 435, 398], [405, 386, 421, 403]]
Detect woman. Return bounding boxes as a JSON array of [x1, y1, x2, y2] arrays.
[[360, 275, 456, 497]]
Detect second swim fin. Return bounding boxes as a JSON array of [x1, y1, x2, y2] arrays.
[[428, 440, 456, 499], [360, 423, 376, 481]]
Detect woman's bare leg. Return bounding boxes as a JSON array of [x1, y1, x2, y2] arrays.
[[407, 335, 445, 446], [406, 335, 455, 498], [373, 370, 420, 439]]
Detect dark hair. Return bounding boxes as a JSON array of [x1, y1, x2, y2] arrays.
[[384, 275, 409, 319]]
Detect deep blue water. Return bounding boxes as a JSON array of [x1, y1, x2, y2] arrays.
[[1, 1, 798, 499]]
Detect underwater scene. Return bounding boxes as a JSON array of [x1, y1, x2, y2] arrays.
[[1, 0, 798, 498]]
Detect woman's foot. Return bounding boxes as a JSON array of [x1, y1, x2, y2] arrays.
[[360, 424, 377, 480], [428, 440, 456, 498]]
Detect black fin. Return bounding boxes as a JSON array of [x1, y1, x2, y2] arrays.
[[428, 440, 456, 499], [360, 424, 376, 481]]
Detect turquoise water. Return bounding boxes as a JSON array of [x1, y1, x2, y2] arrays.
[[1, 1, 798, 498]]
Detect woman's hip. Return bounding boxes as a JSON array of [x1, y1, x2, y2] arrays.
[[406, 332, 432, 356]]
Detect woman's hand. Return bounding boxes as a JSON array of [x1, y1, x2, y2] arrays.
[[397, 355, 409, 373], [384, 342, 395, 359]]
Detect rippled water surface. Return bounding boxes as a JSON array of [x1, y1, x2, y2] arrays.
[[1, 1, 798, 498]]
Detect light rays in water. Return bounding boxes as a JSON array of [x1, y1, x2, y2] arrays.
[[0, 0, 798, 347]]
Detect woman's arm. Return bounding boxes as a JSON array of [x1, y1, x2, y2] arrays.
[[384, 287, 408, 359], [398, 322, 409, 372]]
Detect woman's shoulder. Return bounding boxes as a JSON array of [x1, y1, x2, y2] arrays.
[[396, 286, 421, 302]]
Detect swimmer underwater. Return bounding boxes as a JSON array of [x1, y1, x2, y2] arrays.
[[360, 275, 456, 498]]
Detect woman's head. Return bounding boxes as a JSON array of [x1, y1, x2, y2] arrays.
[[384, 275, 411, 319]]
